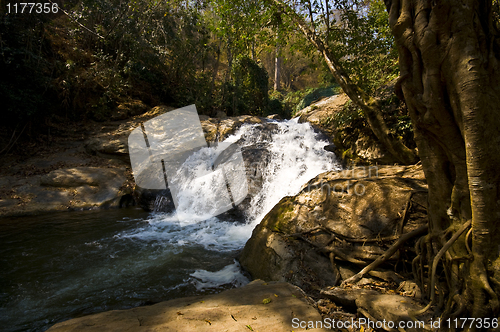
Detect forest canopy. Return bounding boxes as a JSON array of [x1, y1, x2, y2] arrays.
[[0, 0, 397, 134]]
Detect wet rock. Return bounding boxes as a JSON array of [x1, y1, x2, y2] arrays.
[[241, 145, 271, 197], [46, 280, 328, 332], [324, 144, 336, 153], [118, 194, 135, 208], [134, 187, 175, 213]]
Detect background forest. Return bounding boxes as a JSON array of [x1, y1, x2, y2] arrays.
[[0, 0, 400, 153]]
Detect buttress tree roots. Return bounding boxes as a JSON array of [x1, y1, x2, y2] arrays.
[[385, 0, 500, 327]]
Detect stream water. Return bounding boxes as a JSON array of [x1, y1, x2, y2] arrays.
[[0, 119, 341, 331]]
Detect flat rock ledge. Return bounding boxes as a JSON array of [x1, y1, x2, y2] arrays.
[[47, 280, 328, 332], [0, 167, 127, 217]]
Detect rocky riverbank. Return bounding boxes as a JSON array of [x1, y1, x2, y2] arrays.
[[0, 103, 274, 217], [46, 279, 328, 332], [41, 163, 431, 332]]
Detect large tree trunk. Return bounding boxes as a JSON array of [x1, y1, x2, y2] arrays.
[[386, 0, 500, 324], [273, 0, 418, 165]]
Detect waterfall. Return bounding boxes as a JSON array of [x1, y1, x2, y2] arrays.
[[120, 118, 341, 288], [238, 118, 341, 224]]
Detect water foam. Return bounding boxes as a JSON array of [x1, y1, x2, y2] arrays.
[[190, 260, 249, 290], [116, 118, 341, 288]]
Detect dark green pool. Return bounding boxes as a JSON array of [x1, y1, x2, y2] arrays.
[[0, 208, 249, 332]]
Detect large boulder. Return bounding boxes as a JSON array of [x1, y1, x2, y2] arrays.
[[84, 137, 129, 161], [38, 167, 127, 209], [239, 164, 427, 293], [295, 94, 349, 125]]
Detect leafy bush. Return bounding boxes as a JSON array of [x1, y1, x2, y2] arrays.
[[230, 56, 270, 116]]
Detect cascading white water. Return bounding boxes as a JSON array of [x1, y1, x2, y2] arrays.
[[118, 118, 341, 288], [237, 118, 341, 224]]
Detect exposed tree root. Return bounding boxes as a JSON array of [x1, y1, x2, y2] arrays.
[[286, 193, 429, 286], [287, 225, 400, 243], [449, 293, 465, 319], [342, 225, 428, 285], [321, 246, 368, 266], [412, 220, 471, 317], [329, 253, 341, 286]]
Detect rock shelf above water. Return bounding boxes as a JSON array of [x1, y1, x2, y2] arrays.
[[46, 280, 328, 332]]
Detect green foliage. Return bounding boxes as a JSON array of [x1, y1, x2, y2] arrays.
[[494, 0, 500, 27], [281, 85, 341, 117], [295, 85, 340, 112], [262, 298, 272, 304], [325, 100, 363, 128], [62, 0, 215, 117], [325, 0, 399, 93], [2, 0, 405, 149], [327, 84, 415, 149], [230, 56, 270, 115]]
